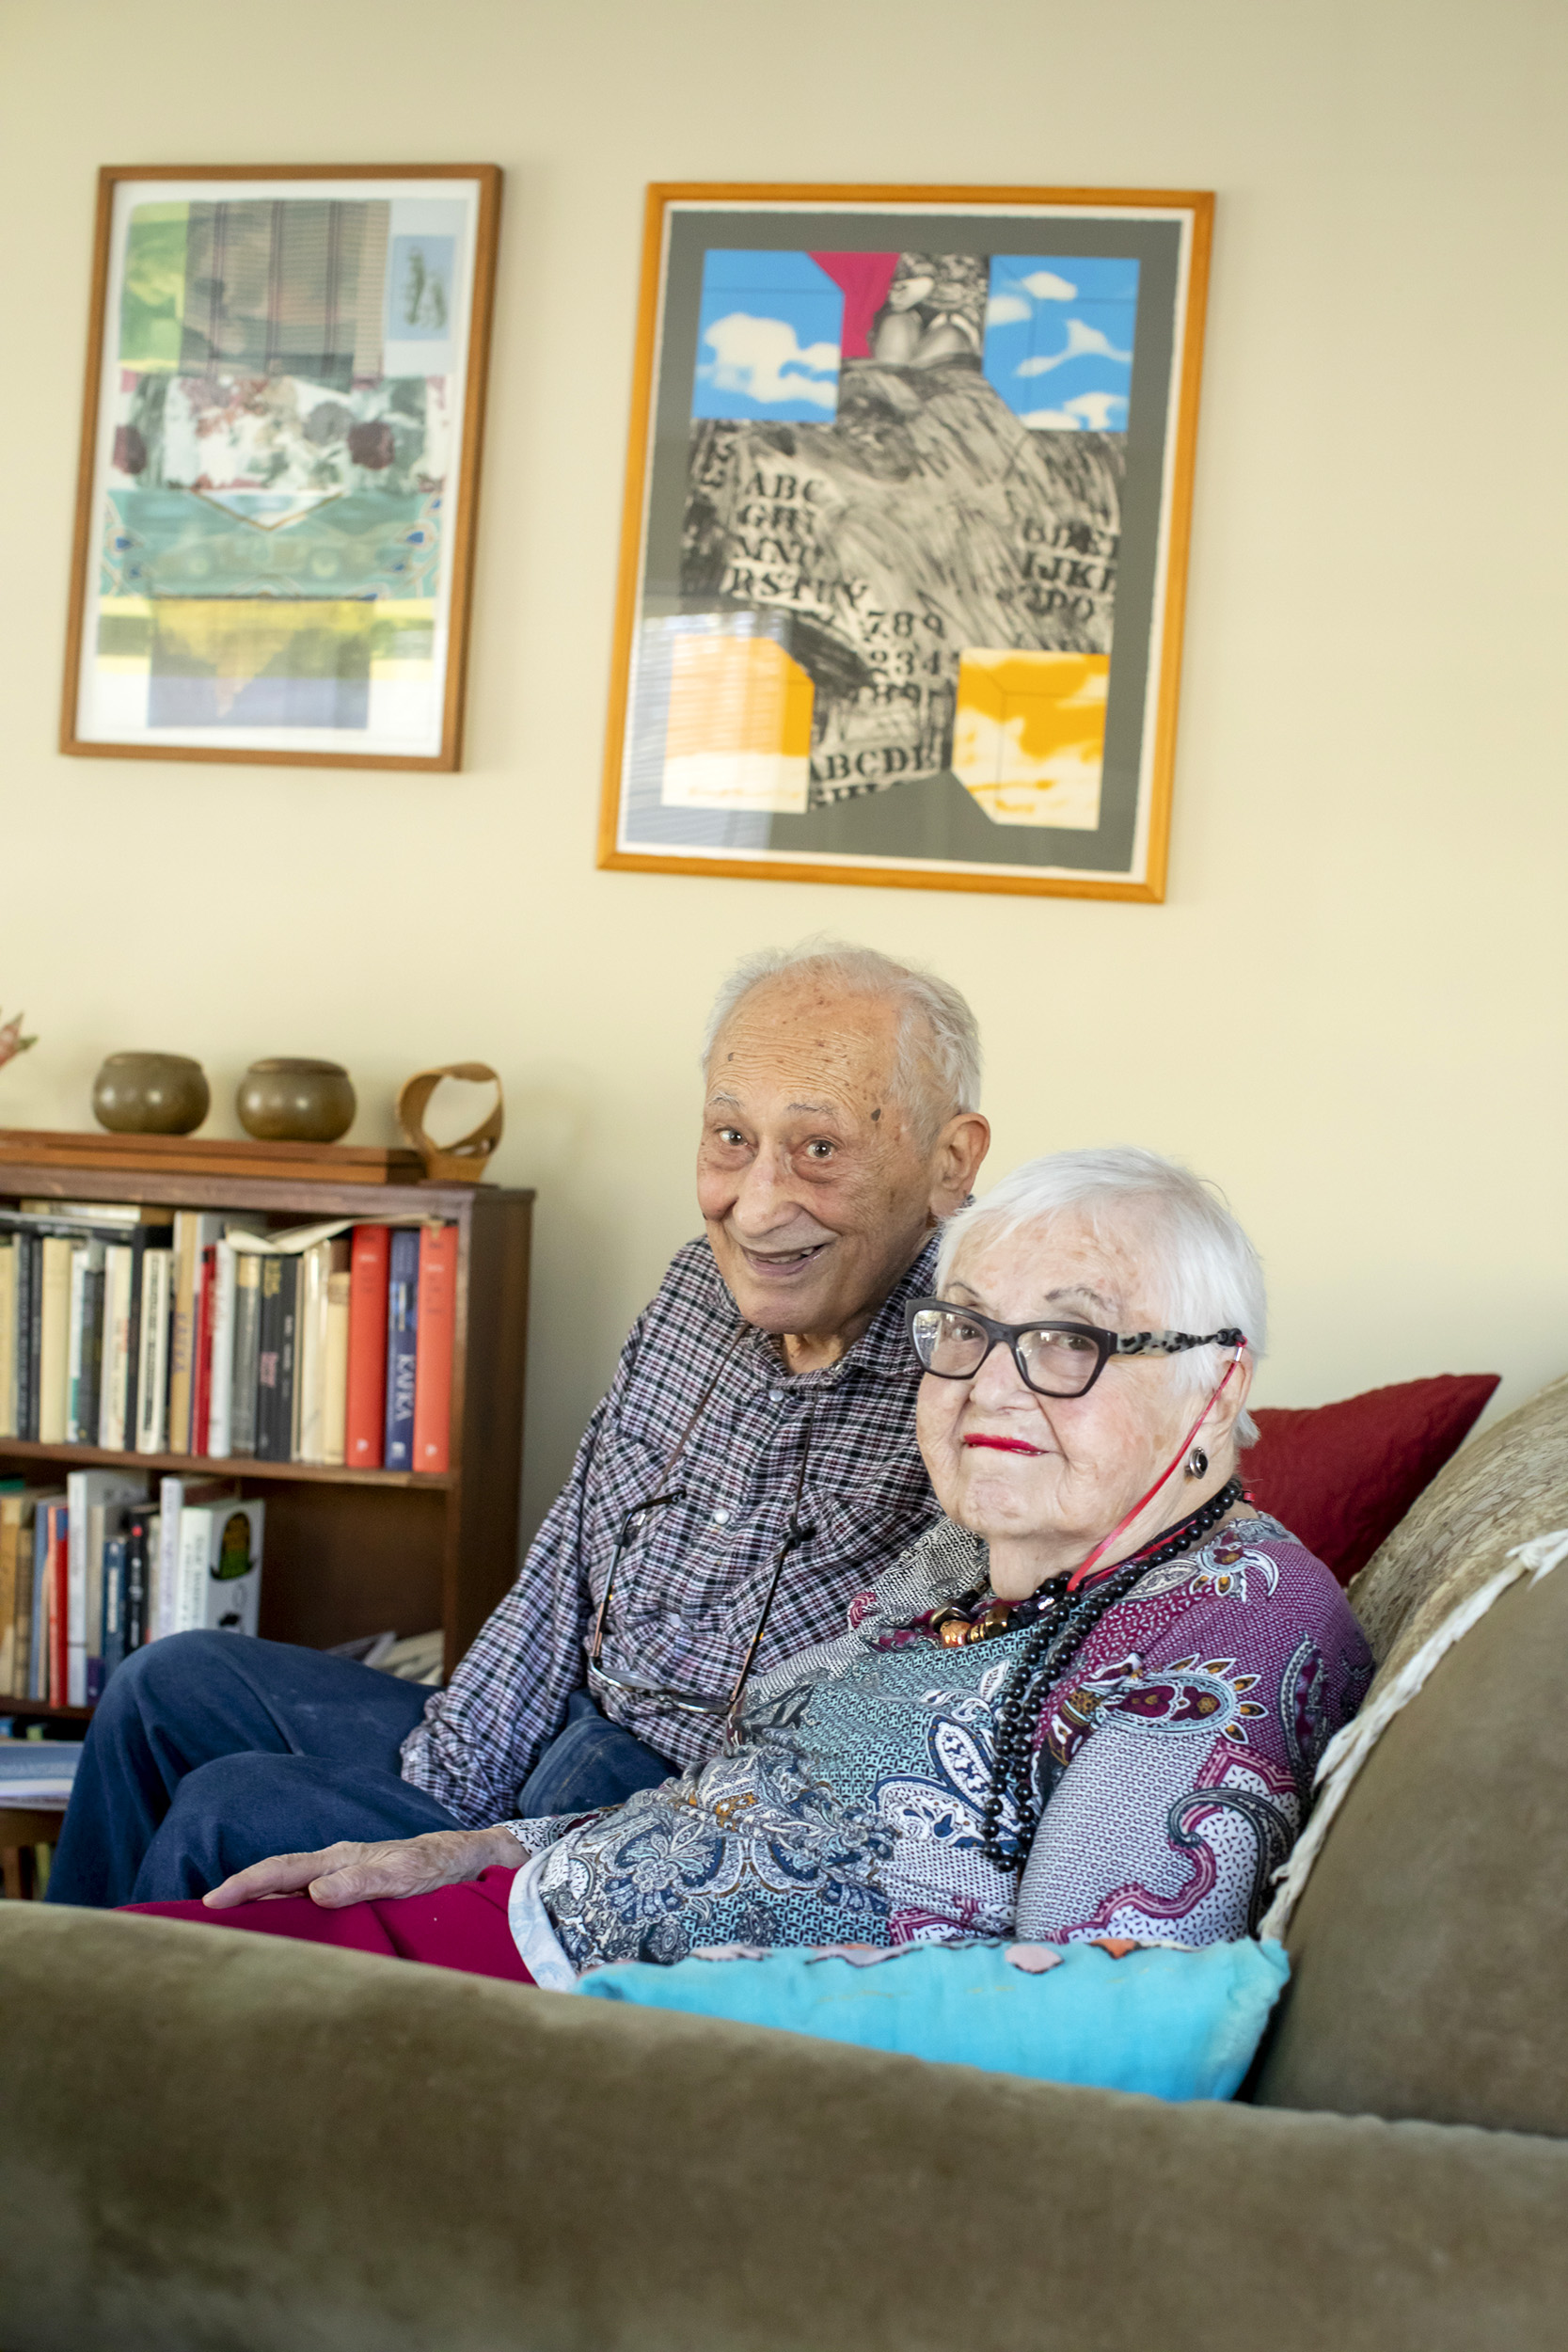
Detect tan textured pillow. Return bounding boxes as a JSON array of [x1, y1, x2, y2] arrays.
[[1253, 1554, 1568, 2135], [1348, 1370, 1568, 1668], [1254, 1370, 1568, 2134]]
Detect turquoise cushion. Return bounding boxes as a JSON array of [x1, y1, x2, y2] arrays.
[[575, 1938, 1289, 2101]]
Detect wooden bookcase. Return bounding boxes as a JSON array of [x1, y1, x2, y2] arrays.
[[0, 1130, 533, 1725]]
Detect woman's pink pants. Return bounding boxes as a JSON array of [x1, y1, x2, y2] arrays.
[[126, 1864, 535, 1983]]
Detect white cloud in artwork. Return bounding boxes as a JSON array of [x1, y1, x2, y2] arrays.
[[1015, 319, 1133, 377], [985, 292, 1032, 327], [1020, 270, 1077, 301], [1021, 390, 1129, 431], [700, 312, 839, 409]]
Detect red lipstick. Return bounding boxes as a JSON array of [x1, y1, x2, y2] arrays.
[[963, 1435, 1044, 1456]]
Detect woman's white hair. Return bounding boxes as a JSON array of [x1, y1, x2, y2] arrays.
[[937, 1146, 1266, 1446], [701, 938, 982, 1140]]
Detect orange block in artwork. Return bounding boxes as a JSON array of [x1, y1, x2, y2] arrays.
[[952, 649, 1110, 829], [662, 631, 815, 815]]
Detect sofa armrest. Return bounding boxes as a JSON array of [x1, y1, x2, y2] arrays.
[[2, 1905, 1563, 2352]]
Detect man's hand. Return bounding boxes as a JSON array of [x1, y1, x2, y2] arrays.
[[202, 1824, 522, 1911]]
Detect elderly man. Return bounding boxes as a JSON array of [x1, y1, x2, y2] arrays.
[[48, 943, 989, 1908]]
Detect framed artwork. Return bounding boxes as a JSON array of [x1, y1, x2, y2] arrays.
[[61, 164, 501, 771], [598, 183, 1212, 900]]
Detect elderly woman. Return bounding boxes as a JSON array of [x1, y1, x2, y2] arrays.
[[133, 1148, 1371, 1980]]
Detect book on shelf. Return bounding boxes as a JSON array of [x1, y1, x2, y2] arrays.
[[254, 1255, 299, 1461], [123, 1504, 157, 1657], [66, 1470, 148, 1705], [295, 1240, 326, 1464], [101, 1529, 129, 1683], [157, 1475, 247, 1641], [412, 1223, 456, 1474], [346, 1225, 390, 1469], [384, 1229, 421, 1471], [17, 1231, 36, 1441], [39, 1497, 69, 1705], [135, 1247, 173, 1455], [98, 1243, 129, 1450], [38, 1236, 73, 1445], [297, 1235, 351, 1466], [0, 1239, 15, 1438], [229, 1249, 262, 1455], [178, 1495, 264, 1638], [206, 1239, 239, 1457], [0, 1484, 46, 1696], [166, 1212, 223, 1455], [66, 1237, 106, 1445], [190, 1241, 216, 1455], [322, 1259, 351, 1468]]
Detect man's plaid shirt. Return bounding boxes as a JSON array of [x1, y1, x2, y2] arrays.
[[400, 1232, 943, 1825]]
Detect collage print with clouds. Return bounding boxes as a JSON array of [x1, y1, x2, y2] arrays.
[[634, 246, 1141, 840]]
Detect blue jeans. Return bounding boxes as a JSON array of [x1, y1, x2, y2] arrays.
[[46, 1632, 674, 1908]]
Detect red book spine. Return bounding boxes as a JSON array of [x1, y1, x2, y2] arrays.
[[191, 1246, 216, 1458], [345, 1227, 391, 1470], [411, 1223, 457, 1474], [50, 1508, 69, 1708]]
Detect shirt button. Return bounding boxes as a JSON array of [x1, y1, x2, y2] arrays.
[[711, 1507, 730, 1526], [768, 1390, 784, 1404]]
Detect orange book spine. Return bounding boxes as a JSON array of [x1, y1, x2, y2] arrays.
[[411, 1224, 457, 1475], [344, 1227, 390, 1470]]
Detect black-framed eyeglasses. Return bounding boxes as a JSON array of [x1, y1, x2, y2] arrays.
[[905, 1297, 1246, 1401], [587, 1406, 814, 1743]]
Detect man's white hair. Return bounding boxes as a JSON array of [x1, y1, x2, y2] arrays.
[[937, 1146, 1266, 1445], [702, 938, 982, 1139]]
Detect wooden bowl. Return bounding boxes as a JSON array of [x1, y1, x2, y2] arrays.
[[236, 1057, 356, 1144], [92, 1052, 210, 1136]]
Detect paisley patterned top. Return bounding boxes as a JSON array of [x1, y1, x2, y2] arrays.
[[507, 1513, 1372, 1978]]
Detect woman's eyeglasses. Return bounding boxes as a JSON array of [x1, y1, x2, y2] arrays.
[[905, 1298, 1246, 1401]]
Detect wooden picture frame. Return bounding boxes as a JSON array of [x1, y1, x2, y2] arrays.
[[598, 183, 1212, 900], [61, 164, 501, 772]]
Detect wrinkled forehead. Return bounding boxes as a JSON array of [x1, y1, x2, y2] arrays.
[[947, 1205, 1164, 1321], [706, 982, 903, 1101]]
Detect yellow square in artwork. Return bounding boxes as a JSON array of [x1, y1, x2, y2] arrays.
[[662, 631, 815, 815], [952, 649, 1110, 829]]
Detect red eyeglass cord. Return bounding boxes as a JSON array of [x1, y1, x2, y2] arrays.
[[1065, 1345, 1247, 1593]]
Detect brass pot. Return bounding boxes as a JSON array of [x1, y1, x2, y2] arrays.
[[236, 1057, 356, 1144], [92, 1052, 210, 1136]]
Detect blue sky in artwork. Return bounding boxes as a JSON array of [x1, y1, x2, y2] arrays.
[[692, 250, 845, 423], [983, 256, 1140, 432]]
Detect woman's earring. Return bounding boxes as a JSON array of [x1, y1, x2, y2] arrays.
[[1186, 1447, 1209, 1479]]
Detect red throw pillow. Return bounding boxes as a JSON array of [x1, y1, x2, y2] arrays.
[[1243, 1375, 1500, 1585]]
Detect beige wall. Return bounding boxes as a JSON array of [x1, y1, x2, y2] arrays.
[[2, 0, 1564, 1552]]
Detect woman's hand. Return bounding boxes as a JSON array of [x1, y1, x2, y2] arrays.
[[201, 1824, 522, 1911]]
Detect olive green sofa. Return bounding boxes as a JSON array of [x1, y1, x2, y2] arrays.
[[4, 1374, 1567, 2352]]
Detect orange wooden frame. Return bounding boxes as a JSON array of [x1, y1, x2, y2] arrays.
[[60, 163, 502, 773], [597, 182, 1213, 902]]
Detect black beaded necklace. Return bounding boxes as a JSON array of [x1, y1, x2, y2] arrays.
[[978, 1475, 1245, 1875]]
